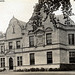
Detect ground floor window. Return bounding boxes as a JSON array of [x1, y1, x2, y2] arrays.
[[47, 52, 52, 64], [17, 56, 22, 66], [0, 58, 5, 68], [69, 52, 75, 63], [30, 53, 35, 65]]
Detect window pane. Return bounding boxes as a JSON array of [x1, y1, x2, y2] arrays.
[[9, 42, 12, 49], [29, 36, 34, 47], [20, 61, 22, 66], [68, 34, 74, 45], [30, 53, 35, 65], [16, 41, 20, 49], [17, 57, 19, 61], [17, 56, 22, 66], [20, 56, 22, 61], [47, 52, 52, 64], [1, 46, 4, 53], [17, 61, 19, 66], [1, 58, 2, 61], [46, 33, 52, 45], [69, 52, 75, 63], [1, 58, 5, 67]]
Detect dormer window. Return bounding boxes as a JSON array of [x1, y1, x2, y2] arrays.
[[12, 25, 15, 34], [13, 27, 15, 33]]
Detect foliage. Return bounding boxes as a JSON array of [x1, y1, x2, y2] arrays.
[[0, 68, 6, 72], [14, 67, 75, 72], [37, 0, 73, 15], [30, 0, 74, 30]]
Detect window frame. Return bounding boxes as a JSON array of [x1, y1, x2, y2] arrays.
[[1, 46, 4, 53], [17, 56, 22, 66], [0, 58, 5, 68], [68, 34, 74, 45], [30, 53, 35, 65], [47, 52, 52, 64], [9, 42, 13, 50], [46, 33, 52, 45], [12, 25, 15, 34], [16, 41, 20, 49], [29, 36, 34, 47], [69, 52, 75, 63]]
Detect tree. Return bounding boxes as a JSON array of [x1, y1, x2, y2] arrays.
[[31, 0, 74, 30]]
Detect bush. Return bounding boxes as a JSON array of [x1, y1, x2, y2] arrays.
[[24, 69, 28, 72], [0, 68, 6, 72], [49, 68, 53, 71], [14, 67, 75, 72], [14, 69, 24, 72], [35, 68, 40, 71], [30, 68, 36, 71], [40, 68, 45, 71], [3, 68, 6, 71]]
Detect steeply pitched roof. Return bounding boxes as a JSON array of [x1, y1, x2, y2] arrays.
[[9, 16, 26, 29], [56, 14, 75, 25]]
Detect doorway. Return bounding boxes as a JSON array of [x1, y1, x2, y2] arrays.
[[9, 57, 13, 70]]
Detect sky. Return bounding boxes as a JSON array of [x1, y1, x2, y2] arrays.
[[0, 0, 38, 33], [0, 0, 75, 33]]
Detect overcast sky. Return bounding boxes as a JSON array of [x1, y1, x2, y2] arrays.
[[0, 0, 75, 33]]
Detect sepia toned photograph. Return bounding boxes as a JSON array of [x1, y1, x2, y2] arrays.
[[0, 0, 75, 75]]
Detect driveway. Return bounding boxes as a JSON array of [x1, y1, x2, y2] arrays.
[[0, 71, 75, 75]]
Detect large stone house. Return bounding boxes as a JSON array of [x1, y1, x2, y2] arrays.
[[0, 1, 75, 70]]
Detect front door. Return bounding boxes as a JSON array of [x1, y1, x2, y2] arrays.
[[9, 57, 13, 70]]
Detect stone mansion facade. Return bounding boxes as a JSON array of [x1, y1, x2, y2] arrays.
[[0, 14, 75, 70]]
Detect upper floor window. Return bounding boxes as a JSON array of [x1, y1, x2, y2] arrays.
[[9, 42, 13, 49], [17, 56, 22, 66], [16, 41, 20, 49], [30, 53, 35, 65], [12, 25, 15, 34], [29, 36, 34, 47], [1, 46, 4, 53], [46, 33, 52, 45], [69, 52, 75, 63], [47, 52, 52, 64], [68, 34, 74, 45]]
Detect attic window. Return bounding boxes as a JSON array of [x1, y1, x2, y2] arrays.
[[12, 26, 15, 34]]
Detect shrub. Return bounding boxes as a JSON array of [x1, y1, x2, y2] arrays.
[[0, 68, 6, 72], [49, 68, 53, 71], [15, 69, 24, 72], [24, 69, 28, 72], [35, 68, 40, 71], [3, 68, 6, 71], [30, 68, 36, 71], [14, 67, 75, 72], [40, 68, 45, 71]]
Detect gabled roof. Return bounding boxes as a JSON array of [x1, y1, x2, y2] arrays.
[[9, 16, 26, 29], [34, 29, 45, 34], [55, 14, 75, 25]]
